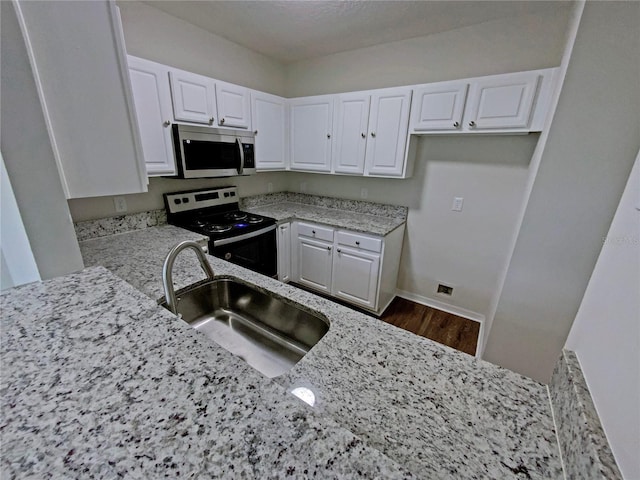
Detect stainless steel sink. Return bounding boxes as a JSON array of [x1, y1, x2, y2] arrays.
[[160, 278, 329, 378]]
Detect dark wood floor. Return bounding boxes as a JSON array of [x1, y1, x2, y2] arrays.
[[381, 297, 480, 356]]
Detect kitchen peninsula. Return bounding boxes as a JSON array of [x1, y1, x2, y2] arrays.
[[1, 220, 563, 478]]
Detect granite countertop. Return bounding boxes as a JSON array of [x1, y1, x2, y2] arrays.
[[245, 202, 405, 237], [2, 225, 564, 478], [1, 267, 411, 478]]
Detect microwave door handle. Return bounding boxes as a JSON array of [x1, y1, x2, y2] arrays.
[[236, 138, 244, 175]]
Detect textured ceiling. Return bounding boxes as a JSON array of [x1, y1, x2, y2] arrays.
[[144, 1, 570, 64]]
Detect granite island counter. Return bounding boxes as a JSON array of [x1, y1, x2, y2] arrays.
[[2, 224, 564, 479]]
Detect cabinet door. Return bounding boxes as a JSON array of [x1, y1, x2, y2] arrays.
[[410, 82, 468, 131], [169, 69, 216, 125], [333, 93, 370, 174], [216, 81, 251, 129], [127, 56, 176, 176], [365, 88, 412, 177], [332, 246, 380, 309], [289, 96, 333, 172], [251, 91, 287, 170], [277, 223, 292, 282], [464, 71, 540, 130], [296, 236, 333, 293], [14, 1, 148, 198]]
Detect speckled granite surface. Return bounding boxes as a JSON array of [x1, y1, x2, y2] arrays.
[[241, 193, 407, 236], [1, 267, 413, 479], [79, 225, 208, 297], [549, 350, 622, 480], [241, 193, 408, 221], [77, 226, 564, 479], [75, 209, 166, 241], [246, 202, 405, 236], [73, 193, 406, 242]]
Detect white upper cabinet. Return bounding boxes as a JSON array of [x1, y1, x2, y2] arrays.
[[14, 1, 148, 198], [333, 93, 371, 175], [169, 69, 217, 125], [289, 96, 334, 172], [409, 68, 557, 134], [410, 82, 468, 131], [251, 91, 287, 171], [127, 56, 176, 176], [215, 81, 251, 129], [464, 71, 540, 130], [364, 88, 412, 177]]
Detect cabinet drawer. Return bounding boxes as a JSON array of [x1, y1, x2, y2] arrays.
[[297, 222, 334, 242], [336, 231, 382, 253]]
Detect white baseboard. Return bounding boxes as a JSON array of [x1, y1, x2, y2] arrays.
[[395, 289, 485, 358]]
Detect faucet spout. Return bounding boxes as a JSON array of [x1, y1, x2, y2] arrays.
[[162, 240, 215, 314]]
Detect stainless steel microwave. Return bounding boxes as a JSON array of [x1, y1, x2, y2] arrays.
[[172, 124, 256, 178]]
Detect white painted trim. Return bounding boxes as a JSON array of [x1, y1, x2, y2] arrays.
[[480, 1, 586, 357], [395, 289, 485, 358]]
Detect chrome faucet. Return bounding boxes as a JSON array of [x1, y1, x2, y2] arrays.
[[162, 240, 215, 314]]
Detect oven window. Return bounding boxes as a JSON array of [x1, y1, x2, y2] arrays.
[[212, 229, 277, 277], [183, 140, 239, 171]]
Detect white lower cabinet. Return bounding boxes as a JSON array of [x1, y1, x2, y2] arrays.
[[332, 246, 380, 309], [297, 236, 334, 294], [277, 222, 292, 282], [289, 221, 405, 313]]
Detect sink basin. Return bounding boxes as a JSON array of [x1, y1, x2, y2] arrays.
[[160, 278, 329, 378]]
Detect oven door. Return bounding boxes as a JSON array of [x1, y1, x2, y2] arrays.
[[211, 225, 277, 277]]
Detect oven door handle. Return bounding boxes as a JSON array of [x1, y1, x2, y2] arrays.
[[212, 224, 275, 247], [236, 138, 245, 175]]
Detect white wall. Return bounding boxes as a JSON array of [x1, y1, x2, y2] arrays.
[[68, 173, 289, 222], [288, 135, 538, 317], [1, 2, 85, 280], [283, 7, 569, 320], [285, 7, 571, 97], [565, 155, 640, 480], [484, 1, 640, 382], [117, 1, 286, 96]]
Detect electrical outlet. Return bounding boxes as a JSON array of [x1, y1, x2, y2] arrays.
[[452, 196, 464, 212], [267, 182, 273, 193], [360, 188, 368, 199], [113, 196, 127, 213], [300, 182, 307, 193], [437, 283, 454, 296]]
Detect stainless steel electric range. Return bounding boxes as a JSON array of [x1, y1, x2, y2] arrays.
[[164, 187, 277, 277]]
